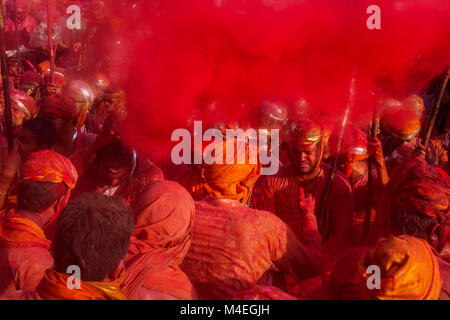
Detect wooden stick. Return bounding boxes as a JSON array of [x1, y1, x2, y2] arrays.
[[0, 1, 14, 150], [423, 68, 450, 147]]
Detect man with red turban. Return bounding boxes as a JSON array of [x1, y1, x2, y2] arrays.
[[122, 180, 196, 300], [0, 150, 77, 295], [181, 137, 322, 299], [10, 89, 38, 134], [328, 125, 389, 242], [38, 94, 96, 157]]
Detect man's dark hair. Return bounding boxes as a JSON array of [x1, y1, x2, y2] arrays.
[[94, 139, 134, 170], [22, 117, 57, 147], [390, 205, 437, 240], [53, 192, 134, 282], [17, 180, 67, 213]]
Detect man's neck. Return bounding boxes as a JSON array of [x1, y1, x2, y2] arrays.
[[15, 209, 53, 228]]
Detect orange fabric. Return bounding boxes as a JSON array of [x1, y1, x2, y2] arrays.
[[202, 138, 261, 205], [141, 263, 196, 300], [381, 106, 421, 139], [75, 103, 89, 131], [359, 235, 442, 300], [0, 211, 50, 249], [37, 269, 127, 300], [232, 285, 297, 300], [122, 180, 195, 299], [20, 150, 78, 239], [20, 150, 78, 190]]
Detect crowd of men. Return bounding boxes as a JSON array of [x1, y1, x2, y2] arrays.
[[0, 0, 449, 300]]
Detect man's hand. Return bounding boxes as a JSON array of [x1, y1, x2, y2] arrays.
[[367, 137, 385, 168], [414, 144, 427, 158], [299, 187, 318, 232]]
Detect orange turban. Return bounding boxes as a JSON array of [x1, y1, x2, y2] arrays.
[[202, 138, 261, 205], [381, 106, 421, 141], [358, 235, 442, 300], [403, 95, 425, 120], [20, 150, 78, 190]]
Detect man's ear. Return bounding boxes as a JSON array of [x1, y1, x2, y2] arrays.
[[109, 260, 124, 280]]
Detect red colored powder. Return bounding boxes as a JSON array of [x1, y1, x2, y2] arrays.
[[103, 0, 450, 158]]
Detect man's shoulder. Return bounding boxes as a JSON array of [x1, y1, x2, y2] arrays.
[[195, 200, 284, 226]]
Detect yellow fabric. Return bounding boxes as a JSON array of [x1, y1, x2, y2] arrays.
[[37, 269, 127, 300], [202, 138, 261, 205]]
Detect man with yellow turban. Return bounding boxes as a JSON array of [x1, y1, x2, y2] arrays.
[[358, 235, 443, 300], [329, 234, 447, 300], [181, 137, 323, 299], [0, 150, 77, 295]]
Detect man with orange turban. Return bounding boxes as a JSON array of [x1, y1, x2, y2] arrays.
[[358, 235, 443, 300], [374, 157, 450, 298], [181, 137, 323, 299], [2, 193, 134, 300], [122, 180, 196, 300], [380, 105, 437, 171], [0, 150, 77, 295]]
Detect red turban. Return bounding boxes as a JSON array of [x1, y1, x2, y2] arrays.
[[329, 125, 369, 160], [21, 71, 42, 86], [38, 94, 78, 122], [11, 89, 38, 120], [43, 70, 68, 88]]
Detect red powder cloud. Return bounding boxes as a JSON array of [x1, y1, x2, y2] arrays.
[[106, 0, 450, 157]]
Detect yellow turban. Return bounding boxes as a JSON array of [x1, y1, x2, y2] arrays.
[[202, 138, 261, 205], [358, 235, 442, 300]]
